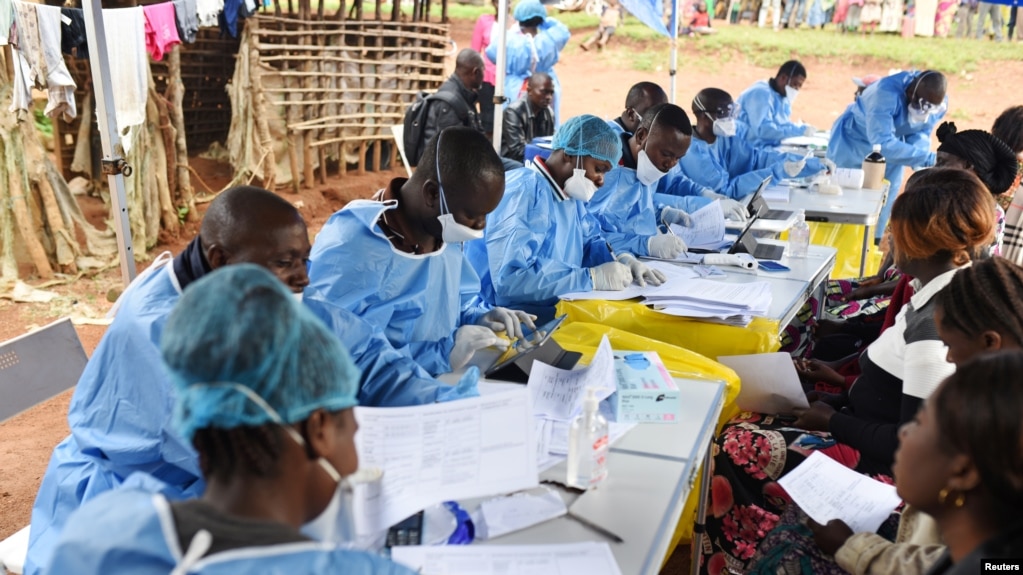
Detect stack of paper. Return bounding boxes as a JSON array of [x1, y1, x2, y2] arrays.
[[644, 279, 772, 327], [392, 542, 624, 575]]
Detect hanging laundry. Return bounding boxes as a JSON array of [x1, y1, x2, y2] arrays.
[[143, 2, 180, 60], [196, 0, 222, 28], [171, 0, 198, 44], [103, 6, 149, 151], [60, 7, 88, 59], [1, 0, 13, 45], [8, 2, 77, 122]]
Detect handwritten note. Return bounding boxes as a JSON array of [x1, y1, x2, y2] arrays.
[[527, 336, 616, 420], [778, 451, 902, 534]]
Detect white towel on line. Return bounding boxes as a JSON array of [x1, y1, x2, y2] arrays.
[[196, 0, 223, 28], [102, 6, 149, 151]]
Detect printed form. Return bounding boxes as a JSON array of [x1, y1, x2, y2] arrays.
[[528, 335, 616, 421], [352, 387, 538, 535], [391, 542, 624, 575], [670, 200, 726, 249]]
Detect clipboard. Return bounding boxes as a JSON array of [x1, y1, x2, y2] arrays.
[[484, 315, 581, 383]]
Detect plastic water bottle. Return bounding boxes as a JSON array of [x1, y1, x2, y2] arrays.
[[566, 388, 609, 490], [862, 144, 886, 190], [789, 210, 810, 258]]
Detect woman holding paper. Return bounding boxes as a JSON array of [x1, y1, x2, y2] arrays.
[[699, 168, 996, 574], [46, 266, 413, 575]]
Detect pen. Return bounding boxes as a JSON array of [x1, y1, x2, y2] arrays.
[[605, 241, 618, 261], [567, 510, 625, 543], [661, 219, 688, 258]]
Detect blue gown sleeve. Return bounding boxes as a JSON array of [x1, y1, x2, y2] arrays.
[[657, 168, 710, 198], [458, 254, 491, 326], [863, 88, 939, 168], [580, 207, 617, 264], [587, 170, 653, 257], [485, 178, 595, 303], [304, 297, 479, 406], [537, 17, 570, 53], [720, 138, 788, 199], [742, 88, 804, 144], [654, 193, 713, 214]]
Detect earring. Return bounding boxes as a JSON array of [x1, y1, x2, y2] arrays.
[[938, 488, 966, 507], [938, 488, 949, 505]]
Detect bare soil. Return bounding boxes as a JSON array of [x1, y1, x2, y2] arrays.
[[2, 18, 1020, 545]]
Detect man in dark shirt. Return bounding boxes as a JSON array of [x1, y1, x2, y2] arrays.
[[414, 49, 485, 164], [500, 72, 555, 162]]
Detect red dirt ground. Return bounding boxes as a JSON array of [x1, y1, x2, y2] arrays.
[[2, 16, 1021, 548]]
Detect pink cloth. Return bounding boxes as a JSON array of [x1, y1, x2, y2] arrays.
[[472, 13, 497, 85], [143, 2, 180, 61]]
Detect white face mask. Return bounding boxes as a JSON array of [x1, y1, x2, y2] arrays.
[[785, 84, 799, 104], [907, 106, 929, 128], [712, 117, 737, 138], [563, 155, 598, 202], [292, 291, 304, 302], [636, 149, 668, 186], [435, 134, 485, 244]]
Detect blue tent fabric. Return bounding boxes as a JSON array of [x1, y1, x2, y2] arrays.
[[620, 0, 670, 36]]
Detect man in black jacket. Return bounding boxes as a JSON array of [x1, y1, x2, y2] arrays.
[[414, 49, 485, 165], [500, 72, 555, 162]]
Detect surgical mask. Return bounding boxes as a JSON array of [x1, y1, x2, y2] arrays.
[[636, 149, 668, 186], [563, 156, 598, 202], [293, 291, 304, 302], [434, 133, 484, 244], [712, 117, 737, 138], [785, 84, 799, 103]]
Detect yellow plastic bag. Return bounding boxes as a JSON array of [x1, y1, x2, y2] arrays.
[[551, 322, 740, 549], [806, 222, 883, 279], [556, 299, 780, 360]]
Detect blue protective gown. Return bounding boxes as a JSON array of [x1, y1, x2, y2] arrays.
[[677, 122, 824, 200], [736, 80, 806, 148], [827, 71, 944, 238], [487, 18, 570, 125], [605, 117, 627, 136], [656, 163, 713, 199], [308, 200, 489, 376], [26, 261, 474, 575], [464, 164, 613, 319], [587, 166, 712, 256], [47, 489, 414, 575]]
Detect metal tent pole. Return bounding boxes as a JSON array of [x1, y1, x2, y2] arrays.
[[670, 0, 680, 103], [492, 0, 509, 155], [80, 0, 137, 286]]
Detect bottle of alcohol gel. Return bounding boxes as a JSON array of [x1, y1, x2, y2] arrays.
[[566, 388, 609, 490], [789, 209, 810, 258]]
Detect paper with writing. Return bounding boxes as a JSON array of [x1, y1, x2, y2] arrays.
[[391, 542, 624, 575], [527, 335, 616, 421], [669, 200, 725, 249]]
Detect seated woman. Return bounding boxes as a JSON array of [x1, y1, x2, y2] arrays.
[[699, 168, 995, 575], [46, 265, 414, 575]]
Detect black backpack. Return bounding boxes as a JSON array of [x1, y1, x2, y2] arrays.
[[402, 89, 470, 166]]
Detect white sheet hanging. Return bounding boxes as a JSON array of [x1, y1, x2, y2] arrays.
[[196, 0, 223, 28], [103, 6, 149, 151]]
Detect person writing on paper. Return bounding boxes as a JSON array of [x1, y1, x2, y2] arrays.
[[676, 88, 829, 202], [737, 60, 817, 149], [699, 168, 995, 575], [796, 257, 1023, 575], [47, 266, 415, 575], [587, 103, 723, 260], [607, 81, 669, 136], [501, 72, 556, 163], [465, 114, 665, 322], [308, 127, 535, 375], [827, 70, 947, 242]]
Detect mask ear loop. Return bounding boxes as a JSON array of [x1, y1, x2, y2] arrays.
[[435, 131, 450, 217]]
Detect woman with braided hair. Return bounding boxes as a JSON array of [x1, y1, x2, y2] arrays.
[[993, 106, 1023, 264]]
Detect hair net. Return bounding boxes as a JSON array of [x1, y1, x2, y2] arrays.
[[162, 264, 361, 441], [937, 122, 1020, 195], [513, 0, 546, 22], [551, 114, 623, 166]]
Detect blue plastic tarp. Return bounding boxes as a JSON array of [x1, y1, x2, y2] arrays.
[[620, 0, 671, 36]]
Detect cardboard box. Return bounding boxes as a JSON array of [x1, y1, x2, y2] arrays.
[[606, 351, 680, 423]]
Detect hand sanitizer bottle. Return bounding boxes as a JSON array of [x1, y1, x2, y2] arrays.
[[566, 388, 609, 490], [789, 209, 810, 258]]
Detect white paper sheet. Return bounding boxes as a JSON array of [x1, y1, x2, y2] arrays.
[[670, 200, 725, 249], [717, 352, 809, 414], [392, 542, 624, 575], [352, 388, 538, 535], [475, 487, 568, 539], [779, 451, 902, 534], [527, 336, 616, 420]]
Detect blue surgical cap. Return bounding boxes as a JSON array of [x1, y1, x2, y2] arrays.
[[552, 114, 623, 166], [162, 264, 361, 440], [514, 0, 546, 22]]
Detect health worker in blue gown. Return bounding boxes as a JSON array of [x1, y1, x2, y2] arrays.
[[24, 187, 475, 575], [465, 114, 667, 322], [488, 0, 569, 125], [828, 70, 947, 241], [737, 60, 818, 148], [588, 103, 750, 260], [47, 265, 414, 575], [308, 127, 536, 376], [676, 88, 829, 201], [605, 81, 669, 137]]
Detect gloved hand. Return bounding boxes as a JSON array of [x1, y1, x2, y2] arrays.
[[803, 125, 817, 137], [823, 158, 837, 174], [449, 325, 510, 371], [647, 233, 687, 259], [590, 261, 633, 291], [784, 158, 806, 177], [618, 253, 667, 287], [718, 198, 749, 222], [479, 307, 537, 341], [701, 188, 728, 201], [437, 366, 481, 402], [660, 207, 693, 228]]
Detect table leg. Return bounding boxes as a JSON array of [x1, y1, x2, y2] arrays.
[[689, 440, 713, 575], [859, 225, 871, 277]]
